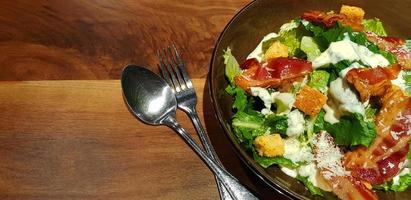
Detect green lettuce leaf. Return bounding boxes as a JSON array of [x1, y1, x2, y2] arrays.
[[232, 111, 266, 146], [279, 29, 301, 56], [223, 47, 241, 85], [323, 60, 353, 83], [302, 22, 396, 65], [313, 110, 326, 134], [325, 113, 377, 147], [362, 18, 387, 36], [253, 150, 298, 168], [301, 36, 321, 61], [365, 105, 378, 122], [225, 85, 247, 112], [406, 40, 411, 52], [402, 70, 411, 96], [347, 32, 396, 65], [374, 173, 411, 192], [296, 175, 324, 196], [263, 21, 305, 56], [265, 114, 288, 135], [308, 70, 330, 93]]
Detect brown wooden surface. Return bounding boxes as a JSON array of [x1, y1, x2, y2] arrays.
[[0, 1, 286, 199], [0, 79, 281, 200], [0, 0, 250, 81]]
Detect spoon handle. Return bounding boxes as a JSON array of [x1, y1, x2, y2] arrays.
[[184, 108, 232, 200], [164, 117, 258, 200]]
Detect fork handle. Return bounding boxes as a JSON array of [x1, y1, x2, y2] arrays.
[[164, 116, 258, 200], [185, 108, 232, 200]]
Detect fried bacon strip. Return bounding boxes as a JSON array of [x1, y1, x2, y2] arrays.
[[301, 5, 365, 31], [314, 132, 378, 200], [345, 64, 401, 102], [344, 86, 411, 184], [301, 11, 344, 28], [365, 32, 411, 69], [234, 57, 312, 91]]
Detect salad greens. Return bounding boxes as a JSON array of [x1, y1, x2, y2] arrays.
[[362, 18, 387, 36], [296, 175, 324, 196], [265, 114, 288, 135], [324, 113, 377, 147], [301, 36, 321, 61], [225, 85, 248, 112], [223, 6, 411, 197], [253, 150, 298, 168], [402, 70, 411, 95], [308, 70, 330, 93], [375, 173, 411, 192], [303, 21, 396, 65], [223, 48, 241, 85]]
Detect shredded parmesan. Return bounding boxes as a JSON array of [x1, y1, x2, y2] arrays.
[[314, 131, 349, 179]]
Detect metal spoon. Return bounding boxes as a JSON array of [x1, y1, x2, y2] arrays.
[[121, 65, 258, 200]]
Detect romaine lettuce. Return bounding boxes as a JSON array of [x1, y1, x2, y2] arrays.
[[402, 70, 411, 96], [362, 18, 387, 36], [301, 36, 321, 61], [308, 70, 330, 93], [253, 150, 298, 168], [225, 85, 247, 112], [325, 113, 376, 147], [232, 111, 266, 146], [265, 114, 288, 135], [223, 47, 241, 85], [406, 40, 411, 52], [262, 20, 305, 56], [302, 22, 396, 64], [374, 172, 411, 192], [296, 175, 324, 196], [313, 110, 326, 134]]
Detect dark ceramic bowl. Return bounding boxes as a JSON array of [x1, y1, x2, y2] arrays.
[[209, 0, 411, 199]]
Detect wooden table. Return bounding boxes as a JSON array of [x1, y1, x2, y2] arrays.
[[0, 1, 284, 199]]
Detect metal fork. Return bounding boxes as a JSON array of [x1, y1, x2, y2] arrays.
[[157, 44, 257, 200]]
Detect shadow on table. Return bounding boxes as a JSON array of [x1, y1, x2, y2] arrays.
[[201, 75, 288, 200]]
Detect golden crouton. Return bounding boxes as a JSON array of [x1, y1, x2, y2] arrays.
[[340, 5, 365, 20], [253, 134, 284, 157], [263, 41, 288, 61], [339, 5, 365, 31], [294, 86, 327, 117]]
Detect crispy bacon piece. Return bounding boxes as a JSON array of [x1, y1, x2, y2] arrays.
[[365, 32, 411, 69], [344, 86, 411, 184], [331, 176, 378, 200], [301, 11, 343, 28], [234, 57, 312, 91], [314, 132, 378, 200], [301, 10, 363, 31], [345, 64, 401, 102]]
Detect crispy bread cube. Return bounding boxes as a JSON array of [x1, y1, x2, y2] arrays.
[[253, 134, 284, 157], [263, 41, 288, 61], [340, 5, 365, 20], [294, 86, 327, 117]]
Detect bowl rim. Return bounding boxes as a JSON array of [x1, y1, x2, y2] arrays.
[[208, 1, 304, 199]]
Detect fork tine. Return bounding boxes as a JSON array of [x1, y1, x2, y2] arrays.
[[167, 46, 186, 90], [157, 50, 173, 88], [157, 49, 181, 92], [171, 44, 193, 89]]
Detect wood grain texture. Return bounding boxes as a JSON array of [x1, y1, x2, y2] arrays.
[[0, 0, 250, 81], [0, 79, 282, 200]]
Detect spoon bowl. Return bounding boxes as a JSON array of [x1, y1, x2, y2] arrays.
[[121, 65, 176, 125], [121, 64, 258, 200]]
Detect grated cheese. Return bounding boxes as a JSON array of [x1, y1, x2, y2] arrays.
[[314, 131, 349, 179]]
